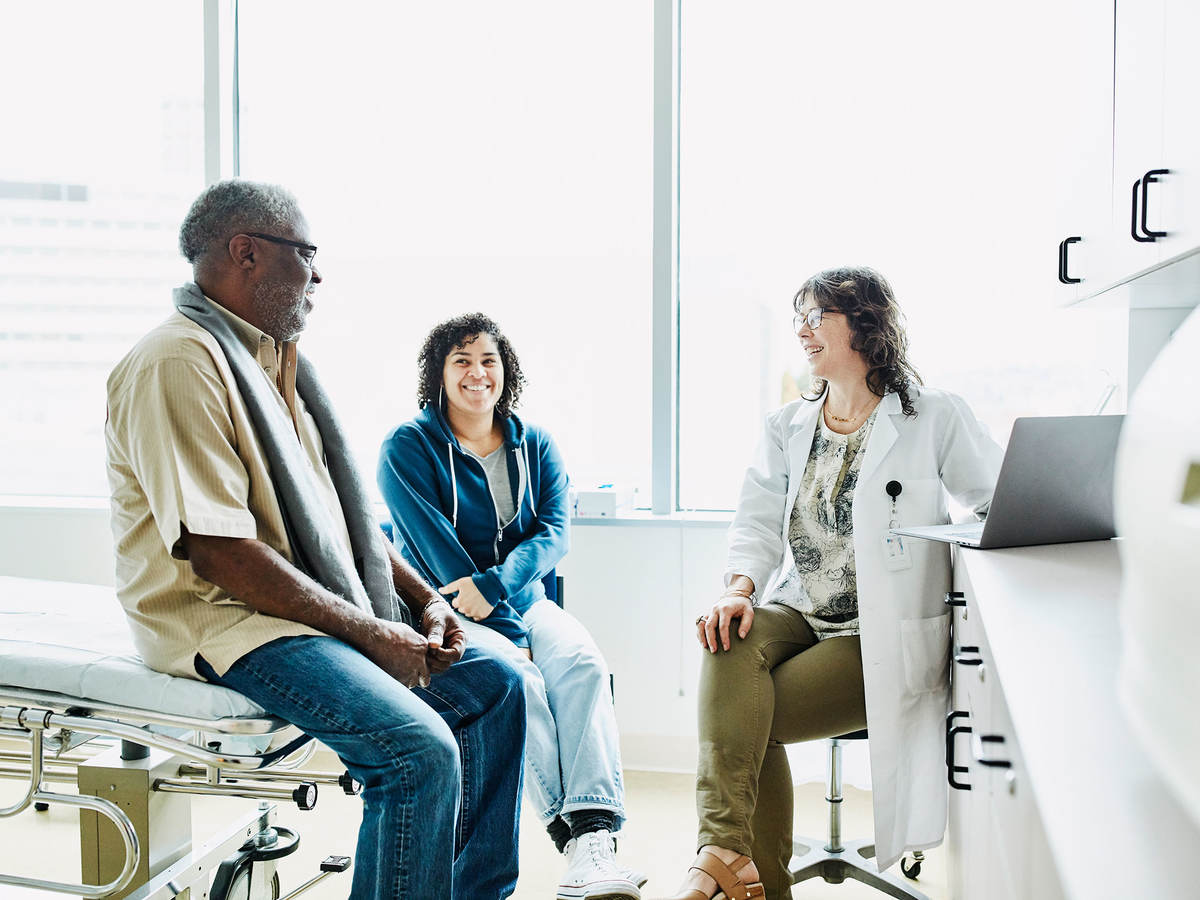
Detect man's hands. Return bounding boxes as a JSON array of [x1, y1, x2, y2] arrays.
[[421, 598, 466, 674], [366, 620, 433, 689], [439, 576, 494, 621]]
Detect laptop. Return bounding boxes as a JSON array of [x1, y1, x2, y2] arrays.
[[891, 415, 1124, 549]]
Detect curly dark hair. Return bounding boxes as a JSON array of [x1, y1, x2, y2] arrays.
[[416, 313, 526, 418], [795, 266, 923, 417]]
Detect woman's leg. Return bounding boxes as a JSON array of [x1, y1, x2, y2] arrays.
[[452, 614, 567, 827], [751, 634, 867, 899], [522, 599, 625, 827], [749, 742, 794, 900], [695, 603, 817, 856]]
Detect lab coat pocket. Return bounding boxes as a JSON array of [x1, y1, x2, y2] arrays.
[[900, 613, 952, 694]]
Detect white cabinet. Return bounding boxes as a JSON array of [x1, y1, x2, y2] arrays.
[[946, 542, 1200, 900], [1159, 0, 1200, 257], [1051, 0, 1117, 301], [946, 574, 1066, 900], [1110, 0, 1166, 278], [1056, 0, 1200, 301]]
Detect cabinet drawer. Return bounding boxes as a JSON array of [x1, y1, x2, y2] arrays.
[[975, 682, 1033, 900]]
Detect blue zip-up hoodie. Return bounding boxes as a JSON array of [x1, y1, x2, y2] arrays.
[[377, 404, 570, 647]]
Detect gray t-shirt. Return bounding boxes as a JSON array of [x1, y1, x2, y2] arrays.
[[465, 444, 517, 525]]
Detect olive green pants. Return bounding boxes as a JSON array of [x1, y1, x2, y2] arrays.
[[696, 603, 867, 900]]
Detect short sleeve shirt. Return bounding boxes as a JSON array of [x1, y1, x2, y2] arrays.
[[771, 409, 877, 639], [105, 300, 355, 679]]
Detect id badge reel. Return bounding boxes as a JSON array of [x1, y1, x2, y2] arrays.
[[883, 480, 913, 571]]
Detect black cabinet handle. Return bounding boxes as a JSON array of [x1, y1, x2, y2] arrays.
[[946, 711, 972, 791], [1132, 177, 1154, 242], [944, 591, 966, 608], [973, 733, 1013, 768], [1141, 169, 1169, 239], [954, 646, 983, 666], [1060, 236, 1081, 284]]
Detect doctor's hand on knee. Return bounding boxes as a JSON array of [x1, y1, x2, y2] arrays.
[[699, 592, 755, 653]]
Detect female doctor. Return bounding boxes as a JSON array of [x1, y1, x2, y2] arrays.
[[660, 267, 1002, 900]]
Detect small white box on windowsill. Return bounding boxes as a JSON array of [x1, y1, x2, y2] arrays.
[[573, 485, 635, 518]]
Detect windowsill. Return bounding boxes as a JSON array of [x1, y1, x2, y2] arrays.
[[0, 495, 110, 510], [571, 509, 732, 527], [0, 496, 735, 528]]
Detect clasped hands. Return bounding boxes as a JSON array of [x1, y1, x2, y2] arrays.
[[374, 598, 465, 690]]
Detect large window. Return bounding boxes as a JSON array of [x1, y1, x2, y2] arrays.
[[0, 3, 203, 497], [1, 3, 1130, 513], [238, 2, 653, 502], [678, 1, 1127, 510]]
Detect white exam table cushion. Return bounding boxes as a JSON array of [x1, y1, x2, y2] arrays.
[[0, 577, 266, 720]]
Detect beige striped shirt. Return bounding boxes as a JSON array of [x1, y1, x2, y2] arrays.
[[105, 297, 355, 679]]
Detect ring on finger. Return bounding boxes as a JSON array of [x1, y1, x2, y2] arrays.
[[695, 614, 708, 625]]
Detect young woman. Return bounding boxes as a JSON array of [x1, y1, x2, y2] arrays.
[[660, 267, 1003, 900], [378, 313, 643, 900]]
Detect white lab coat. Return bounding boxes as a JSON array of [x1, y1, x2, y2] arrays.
[[726, 386, 1002, 871]]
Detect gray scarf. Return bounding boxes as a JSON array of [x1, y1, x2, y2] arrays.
[[173, 283, 408, 625]]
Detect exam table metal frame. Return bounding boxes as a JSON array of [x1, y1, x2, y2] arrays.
[[0, 684, 357, 900]]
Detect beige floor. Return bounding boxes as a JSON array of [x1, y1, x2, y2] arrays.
[[0, 758, 945, 900]]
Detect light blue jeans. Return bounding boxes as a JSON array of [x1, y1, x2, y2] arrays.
[[462, 598, 626, 829]]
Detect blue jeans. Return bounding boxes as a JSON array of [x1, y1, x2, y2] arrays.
[[457, 599, 625, 829], [196, 635, 525, 900]]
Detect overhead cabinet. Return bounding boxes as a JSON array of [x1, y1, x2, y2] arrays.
[[1056, 0, 1200, 300]]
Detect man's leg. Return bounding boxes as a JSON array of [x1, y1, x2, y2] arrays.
[[414, 643, 527, 900], [198, 635, 461, 900]]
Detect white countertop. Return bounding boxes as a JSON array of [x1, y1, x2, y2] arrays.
[[955, 540, 1200, 900]]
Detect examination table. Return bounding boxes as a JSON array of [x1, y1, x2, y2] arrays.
[[0, 576, 357, 899]]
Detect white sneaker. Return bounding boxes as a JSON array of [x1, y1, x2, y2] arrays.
[[557, 829, 641, 900]]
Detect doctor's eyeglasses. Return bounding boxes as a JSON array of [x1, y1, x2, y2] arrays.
[[793, 307, 842, 333]]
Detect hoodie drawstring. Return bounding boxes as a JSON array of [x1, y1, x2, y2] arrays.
[[447, 442, 459, 527], [521, 441, 537, 517]]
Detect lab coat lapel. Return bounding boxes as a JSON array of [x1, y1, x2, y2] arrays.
[[858, 392, 901, 485], [785, 401, 822, 514]]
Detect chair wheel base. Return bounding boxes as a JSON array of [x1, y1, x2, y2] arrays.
[[790, 837, 931, 900]]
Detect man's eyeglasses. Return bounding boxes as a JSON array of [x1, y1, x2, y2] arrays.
[[793, 307, 841, 333], [244, 232, 318, 269]]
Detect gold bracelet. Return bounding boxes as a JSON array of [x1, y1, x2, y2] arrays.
[[721, 589, 753, 600]]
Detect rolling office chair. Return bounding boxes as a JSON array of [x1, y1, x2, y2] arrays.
[[789, 730, 930, 899]]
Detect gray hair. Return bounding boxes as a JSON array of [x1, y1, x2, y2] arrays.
[[178, 179, 303, 264]]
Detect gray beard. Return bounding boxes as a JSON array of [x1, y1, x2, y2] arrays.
[[253, 278, 307, 342]]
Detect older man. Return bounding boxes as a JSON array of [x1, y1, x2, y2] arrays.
[[105, 180, 525, 900]]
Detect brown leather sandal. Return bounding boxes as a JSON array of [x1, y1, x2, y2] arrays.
[[658, 850, 765, 900]]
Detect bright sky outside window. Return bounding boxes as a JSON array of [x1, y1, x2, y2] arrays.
[[678, 0, 1127, 510], [0, 3, 202, 497], [238, 1, 653, 506]]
